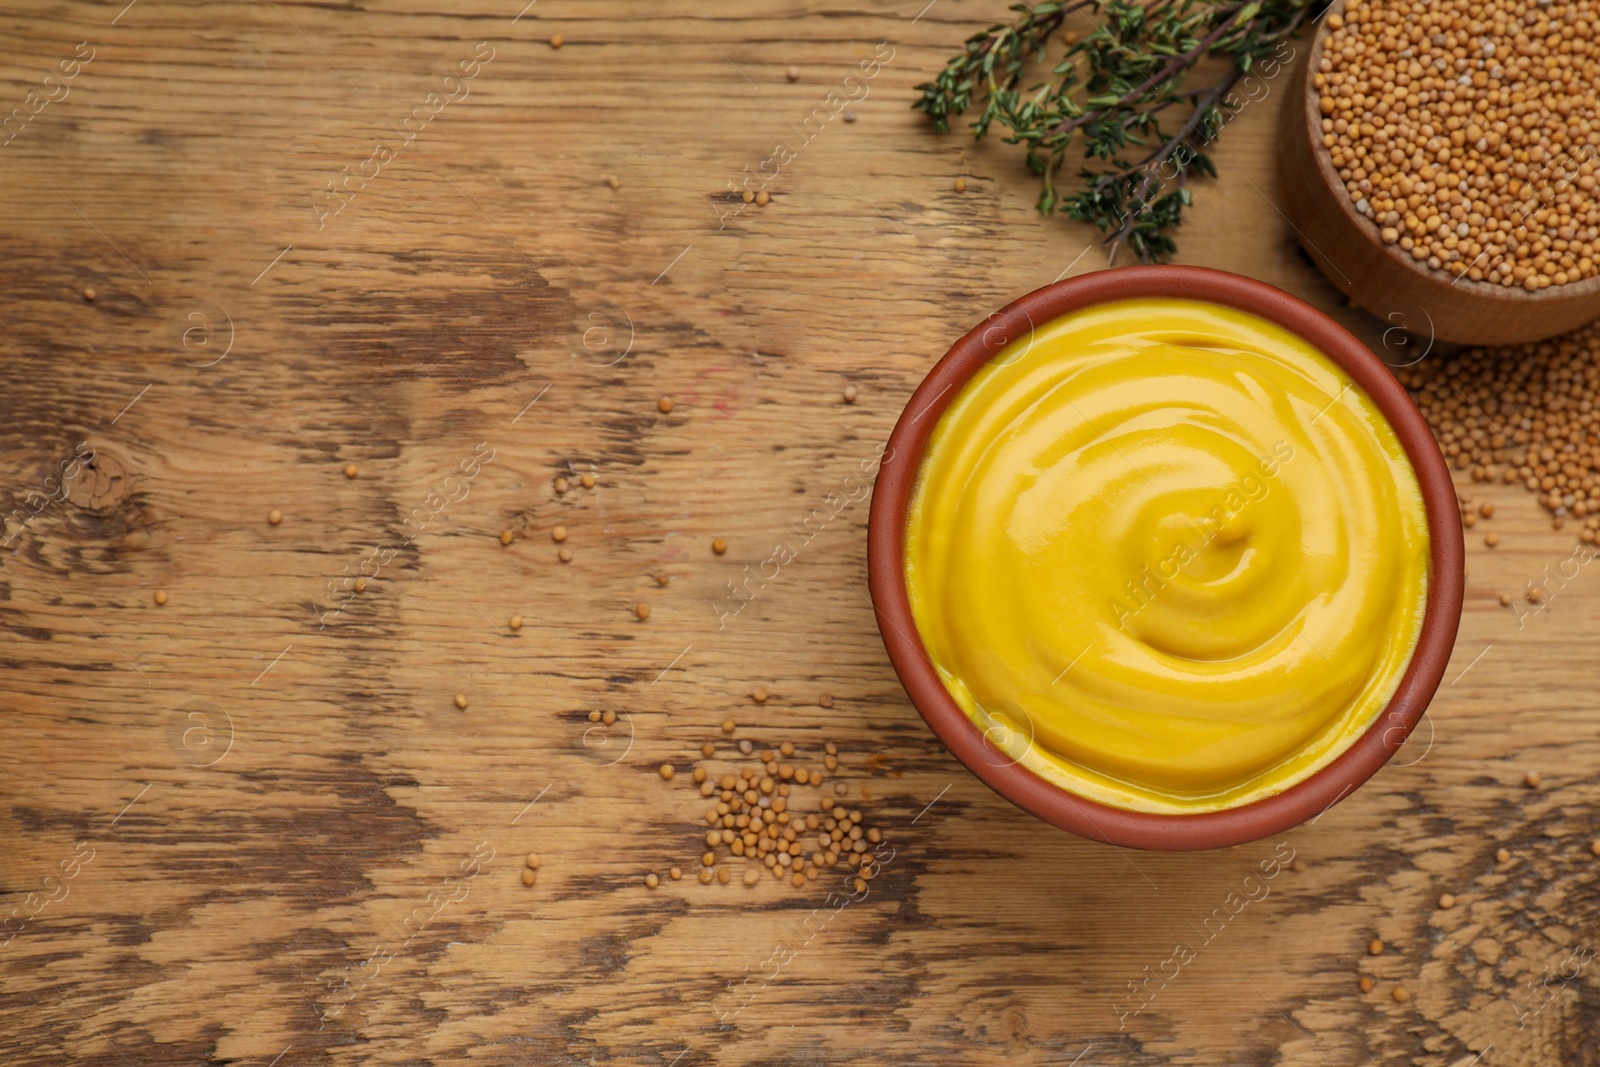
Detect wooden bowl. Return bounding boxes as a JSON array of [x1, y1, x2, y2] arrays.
[[1277, 4, 1600, 346], [867, 266, 1465, 851]]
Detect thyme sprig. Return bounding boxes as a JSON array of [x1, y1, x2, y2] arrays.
[[915, 0, 1322, 262]]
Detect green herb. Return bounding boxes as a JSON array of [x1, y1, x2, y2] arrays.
[[915, 0, 1322, 262]]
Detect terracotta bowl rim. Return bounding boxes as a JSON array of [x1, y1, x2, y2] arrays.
[[865, 264, 1465, 851]]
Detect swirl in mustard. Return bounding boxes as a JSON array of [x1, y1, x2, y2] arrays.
[[905, 297, 1429, 813]]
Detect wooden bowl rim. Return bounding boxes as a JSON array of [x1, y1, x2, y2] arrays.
[[1297, 4, 1600, 306], [866, 265, 1465, 851]]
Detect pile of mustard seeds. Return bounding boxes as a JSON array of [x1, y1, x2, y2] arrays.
[[648, 729, 884, 893], [1399, 319, 1600, 536], [1316, 0, 1600, 287]]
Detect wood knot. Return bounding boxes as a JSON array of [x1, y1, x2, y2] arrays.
[[65, 446, 132, 512]]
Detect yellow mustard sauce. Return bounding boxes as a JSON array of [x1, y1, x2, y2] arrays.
[[904, 297, 1430, 814]]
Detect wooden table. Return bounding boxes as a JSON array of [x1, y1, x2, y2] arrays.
[[2, 3, 1596, 1065]]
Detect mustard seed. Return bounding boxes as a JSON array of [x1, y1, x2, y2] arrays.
[[454, 693, 467, 710], [786, 65, 800, 81], [1524, 770, 1541, 789], [154, 590, 168, 606], [954, 177, 967, 193], [701, 852, 715, 867], [343, 464, 358, 479], [712, 538, 727, 555], [722, 719, 735, 734], [558, 547, 572, 563], [752, 686, 768, 703], [1496, 848, 1511, 864], [699, 868, 713, 883], [581, 473, 595, 489], [657, 396, 673, 414], [510, 615, 523, 630], [549, 34, 563, 48], [605, 175, 620, 190], [741, 191, 754, 204], [588, 710, 601, 722], [819, 693, 833, 708], [659, 763, 675, 780], [1479, 503, 1495, 519], [636, 602, 650, 620], [1499, 594, 1512, 607], [603, 710, 616, 725], [841, 109, 857, 123], [1438, 893, 1455, 909], [644, 872, 660, 888], [756, 190, 770, 207], [552, 526, 568, 543], [521, 868, 536, 886], [1392, 986, 1409, 1004], [744, 868, 761, 886], [353, 577, 366, 593], [656, 574, 670, 586], [268, 509, 282, 526], [843, 384, 858, 404], [1368, 939, 1384, 956], [500, 529, 514, 545], [702, 742, 716, 758], [669, 867, 682, 880], [1591, 840, 1600, 857], [1484, 532, 1499, 548], [738, 739, 753, 755], [82, 287, 96, 301], [1359, 976, 1374, 993]]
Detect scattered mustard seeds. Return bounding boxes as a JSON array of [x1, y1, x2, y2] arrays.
[[752, 686, 768, 703], [1438, 892, 1456, 909], [741, 191, 755, 204], [656, 574, 670, 586], [549, 34, 563, 48], [526, 853, 540, 870], [82, 287, 96, 301], [552, 526, 568, 543], [559, 547, 573, 563], [670, 867, 682, 880], [1401, 324, 1600, 525], [659, 763, 675, 780], [510, 615, 523, 631], [954, 177, 967, 193], [605, 175, 621, 190], [1485, 532, 1500, 547], [454, 693, 467, 710], [581, 473, 595, 489], [268, 509, 283, 526], [1369, 939, 1385, 956], [843, 384, 858, 404], [154, 590, 168, 606], [701, 742, 716, 758], [1392, 986, 1410, 1004], [712, 538, 727, 555], [819, 693, 833, 708], [645, 872, 659, 888], [521, 868, 536, 886], [353, 578, 366, 593], [588, 710, 601, 722], [658, 397, 674, 414], [756, 190, 770, 206], [636, 602, 651, 620], [786, 65, 800, 81], [1317, 0, 1600, 288], [555, 477, 569, 494], [1496, 848, 1511, 863], [721, 719, 735, 734], [343, 464, 358, 479], [1359, 976, 1375, 993], [500, 529, 514, 545], [1591, 840, 1600, 857], [1499, 593, 1513, 606], [1524, 770, 1542, 788]]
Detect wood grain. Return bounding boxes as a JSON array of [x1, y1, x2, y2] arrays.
[[1, 3, 1598, 1066]]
